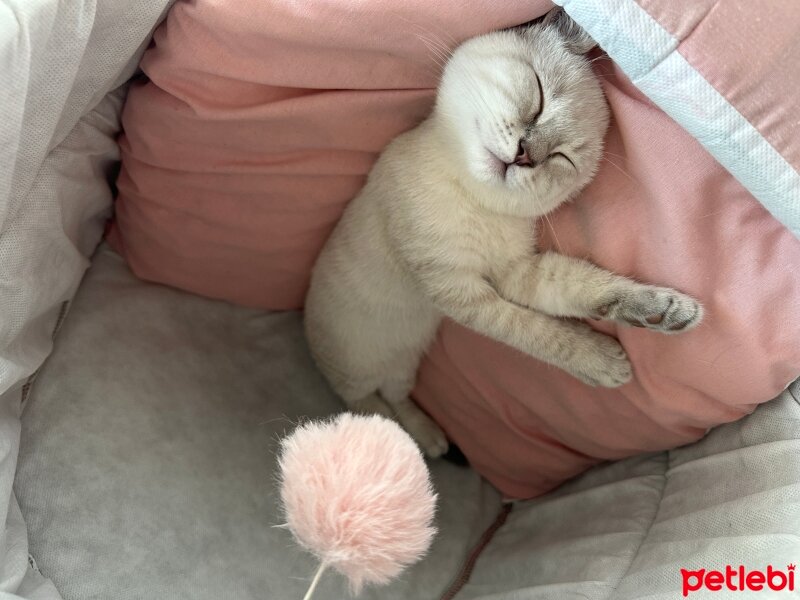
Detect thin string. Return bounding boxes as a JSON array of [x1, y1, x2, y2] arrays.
[[439, 503, 513, 600], [302, 563, 327, 600]]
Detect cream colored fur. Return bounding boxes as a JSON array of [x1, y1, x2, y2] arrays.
[[304, 9, 702, 457]]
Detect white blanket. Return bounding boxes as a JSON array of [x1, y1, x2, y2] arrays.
[[0, 2, 172, 597]]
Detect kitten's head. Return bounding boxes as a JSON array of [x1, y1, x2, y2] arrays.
[[435, 8, 609, 217]]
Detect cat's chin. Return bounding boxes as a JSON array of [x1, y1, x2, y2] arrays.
[[472, 169, 527, 195]]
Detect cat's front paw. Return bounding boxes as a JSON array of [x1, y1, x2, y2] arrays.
[[598, 287, 703, 334], [404, 414, 449, 458], [567, 329, 632, 388]]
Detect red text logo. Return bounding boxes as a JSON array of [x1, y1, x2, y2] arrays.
[[681, 564, 795, 596]]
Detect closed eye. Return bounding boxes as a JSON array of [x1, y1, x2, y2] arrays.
[[528, 72, 544, 126], [548, 151, 576, 170], [525, 71, 544, 129]]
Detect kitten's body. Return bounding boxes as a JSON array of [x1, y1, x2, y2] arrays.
[[305, 11, 702, 456]]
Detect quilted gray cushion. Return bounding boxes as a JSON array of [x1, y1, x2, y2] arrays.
[[460, 383, 800, 599]]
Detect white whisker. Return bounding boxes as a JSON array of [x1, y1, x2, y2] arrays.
[[541, 211, 563, 253], [601, 155, 639, 184]]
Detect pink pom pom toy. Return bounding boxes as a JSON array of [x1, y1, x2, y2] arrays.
[[279, 413, 438, 599]]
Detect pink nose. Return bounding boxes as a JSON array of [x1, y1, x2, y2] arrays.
[[514, 141, 534, 167]]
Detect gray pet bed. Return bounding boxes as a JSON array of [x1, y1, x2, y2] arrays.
[[2, 2, 799, 599]]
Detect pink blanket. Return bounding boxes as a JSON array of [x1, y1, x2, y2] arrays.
[[111, 0, 800, 498]]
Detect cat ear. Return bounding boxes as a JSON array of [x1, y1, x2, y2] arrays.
[[541, 7, 596, 55]]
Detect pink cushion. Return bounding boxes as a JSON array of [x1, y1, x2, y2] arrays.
[[110, 0, 546, 309], [112, 0, 800, 498]]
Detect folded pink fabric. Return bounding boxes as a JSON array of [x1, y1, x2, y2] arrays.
[[111, 0, 800, 498], [110, 0, 544, 308]]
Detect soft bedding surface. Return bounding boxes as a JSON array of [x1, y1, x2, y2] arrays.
[[0, 1, 173, 597], [5, 1, 799, 599], [461, 380, 800, 600], [564, 0, 800, 237], [15, 247, 502, 600], [16, 247, 800, 599], [112, 0, 800, 498]]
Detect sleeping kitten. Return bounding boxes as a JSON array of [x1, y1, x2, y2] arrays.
[[304, 9, 703, 457]]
